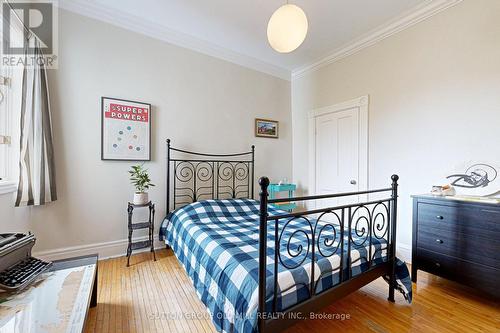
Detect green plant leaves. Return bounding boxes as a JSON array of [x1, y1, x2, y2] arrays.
[[129, 163, 155, 193]]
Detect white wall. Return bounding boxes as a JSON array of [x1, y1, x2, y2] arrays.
[[0, 9, 291, 257], [292, 0, 500, 256], [3, 0, 497, 261]]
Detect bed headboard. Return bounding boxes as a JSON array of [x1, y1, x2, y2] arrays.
[[166, 139, 255, 213]]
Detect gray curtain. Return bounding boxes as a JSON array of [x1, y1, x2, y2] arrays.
[[15, 37, 56, 206]]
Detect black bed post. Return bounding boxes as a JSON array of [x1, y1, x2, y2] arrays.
[[251, 145, 255, 199], [258, 176, 270, 333], [166, 139, 171, 214], [388, 174, 399, 302], [165, 139, 172, 250]]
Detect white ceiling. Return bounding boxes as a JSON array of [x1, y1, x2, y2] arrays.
[[59, 0, 456, 79]]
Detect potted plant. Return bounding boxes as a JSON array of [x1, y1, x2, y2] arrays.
[[129, 164, 155, 205]]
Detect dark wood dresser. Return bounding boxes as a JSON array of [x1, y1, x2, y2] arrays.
[[412, 195, 500, 298]]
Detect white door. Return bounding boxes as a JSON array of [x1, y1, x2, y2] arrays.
[[309, 96, 368, 207]]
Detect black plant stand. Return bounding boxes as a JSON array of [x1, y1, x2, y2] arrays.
[[127, 201, 156, 267]]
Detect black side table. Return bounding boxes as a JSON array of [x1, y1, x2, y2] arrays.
[[127, 201, 156, 267]]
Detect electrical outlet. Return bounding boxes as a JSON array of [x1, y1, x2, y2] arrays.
[[0, 135, 11, 144]]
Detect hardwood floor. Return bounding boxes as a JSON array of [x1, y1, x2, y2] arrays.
[[84, 249, 499, 333]]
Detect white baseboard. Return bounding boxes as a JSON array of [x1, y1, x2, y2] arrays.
[[397, 243, 412, 263], [33, 235, 165, 261]]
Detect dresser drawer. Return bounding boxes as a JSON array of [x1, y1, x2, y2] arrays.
[[416, 248, 500, 297], [417, 227, 500, 268], [417, 202, 500, 238], [417, 202, 459, 230]]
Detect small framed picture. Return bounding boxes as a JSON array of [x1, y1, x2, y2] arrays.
[[101, 97, 151, 161], [255, 118, 279, 138]]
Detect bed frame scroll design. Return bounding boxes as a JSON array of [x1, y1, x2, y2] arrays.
[[166, 139, 255, 212], [164, 140, 399, 333], [257, 175, 399, 333]]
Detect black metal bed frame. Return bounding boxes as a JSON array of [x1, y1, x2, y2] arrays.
[[165, 140, 398, 333], [166, 139, 255, 211], [257, 176, 398, 332]]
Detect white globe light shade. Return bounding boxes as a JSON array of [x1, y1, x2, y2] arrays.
[[267, 4, 308, 53]]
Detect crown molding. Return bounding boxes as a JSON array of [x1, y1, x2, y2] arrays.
[[57, 0, 463, 82], [57, 0, 291, 81], [292, 0, 464, 79]]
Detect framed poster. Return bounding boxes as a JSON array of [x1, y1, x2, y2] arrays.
[[255, 118, 279, 138], [101, 97, 151, 161]]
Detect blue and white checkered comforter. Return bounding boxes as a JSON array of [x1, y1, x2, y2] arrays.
[[160, 199, 412, 333]]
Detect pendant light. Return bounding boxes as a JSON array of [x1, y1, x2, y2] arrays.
[[267, 2, 308, 53]]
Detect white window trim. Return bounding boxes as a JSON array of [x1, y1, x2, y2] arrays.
[[0, 69, 17, 196], [0, 70, 19, 194], [0, 68, 18, 194], [0, 10, 23, 196], [0, 180, 17, 195]]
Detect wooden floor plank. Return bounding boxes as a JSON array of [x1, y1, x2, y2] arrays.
[[84, 249, 500, 333]]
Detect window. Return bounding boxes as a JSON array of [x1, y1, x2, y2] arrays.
[[0, 69, 11, 181], [0, 11, 22, 194]]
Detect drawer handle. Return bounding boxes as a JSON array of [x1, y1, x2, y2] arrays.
[[436, 215, 444, 220], [434, 262, 441, 268], [435, 239, 443, 244]]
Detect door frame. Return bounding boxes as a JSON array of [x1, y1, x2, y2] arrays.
[[308, 95, 369, 196]]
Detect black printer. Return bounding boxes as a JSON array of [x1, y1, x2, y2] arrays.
[[0, 233, 52, 291]]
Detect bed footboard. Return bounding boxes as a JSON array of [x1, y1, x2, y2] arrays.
[[257, 175, 399, 333]]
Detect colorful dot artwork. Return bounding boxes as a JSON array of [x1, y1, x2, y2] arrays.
[[103, 98, 150, 160], [111, 126, 144, 153]]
